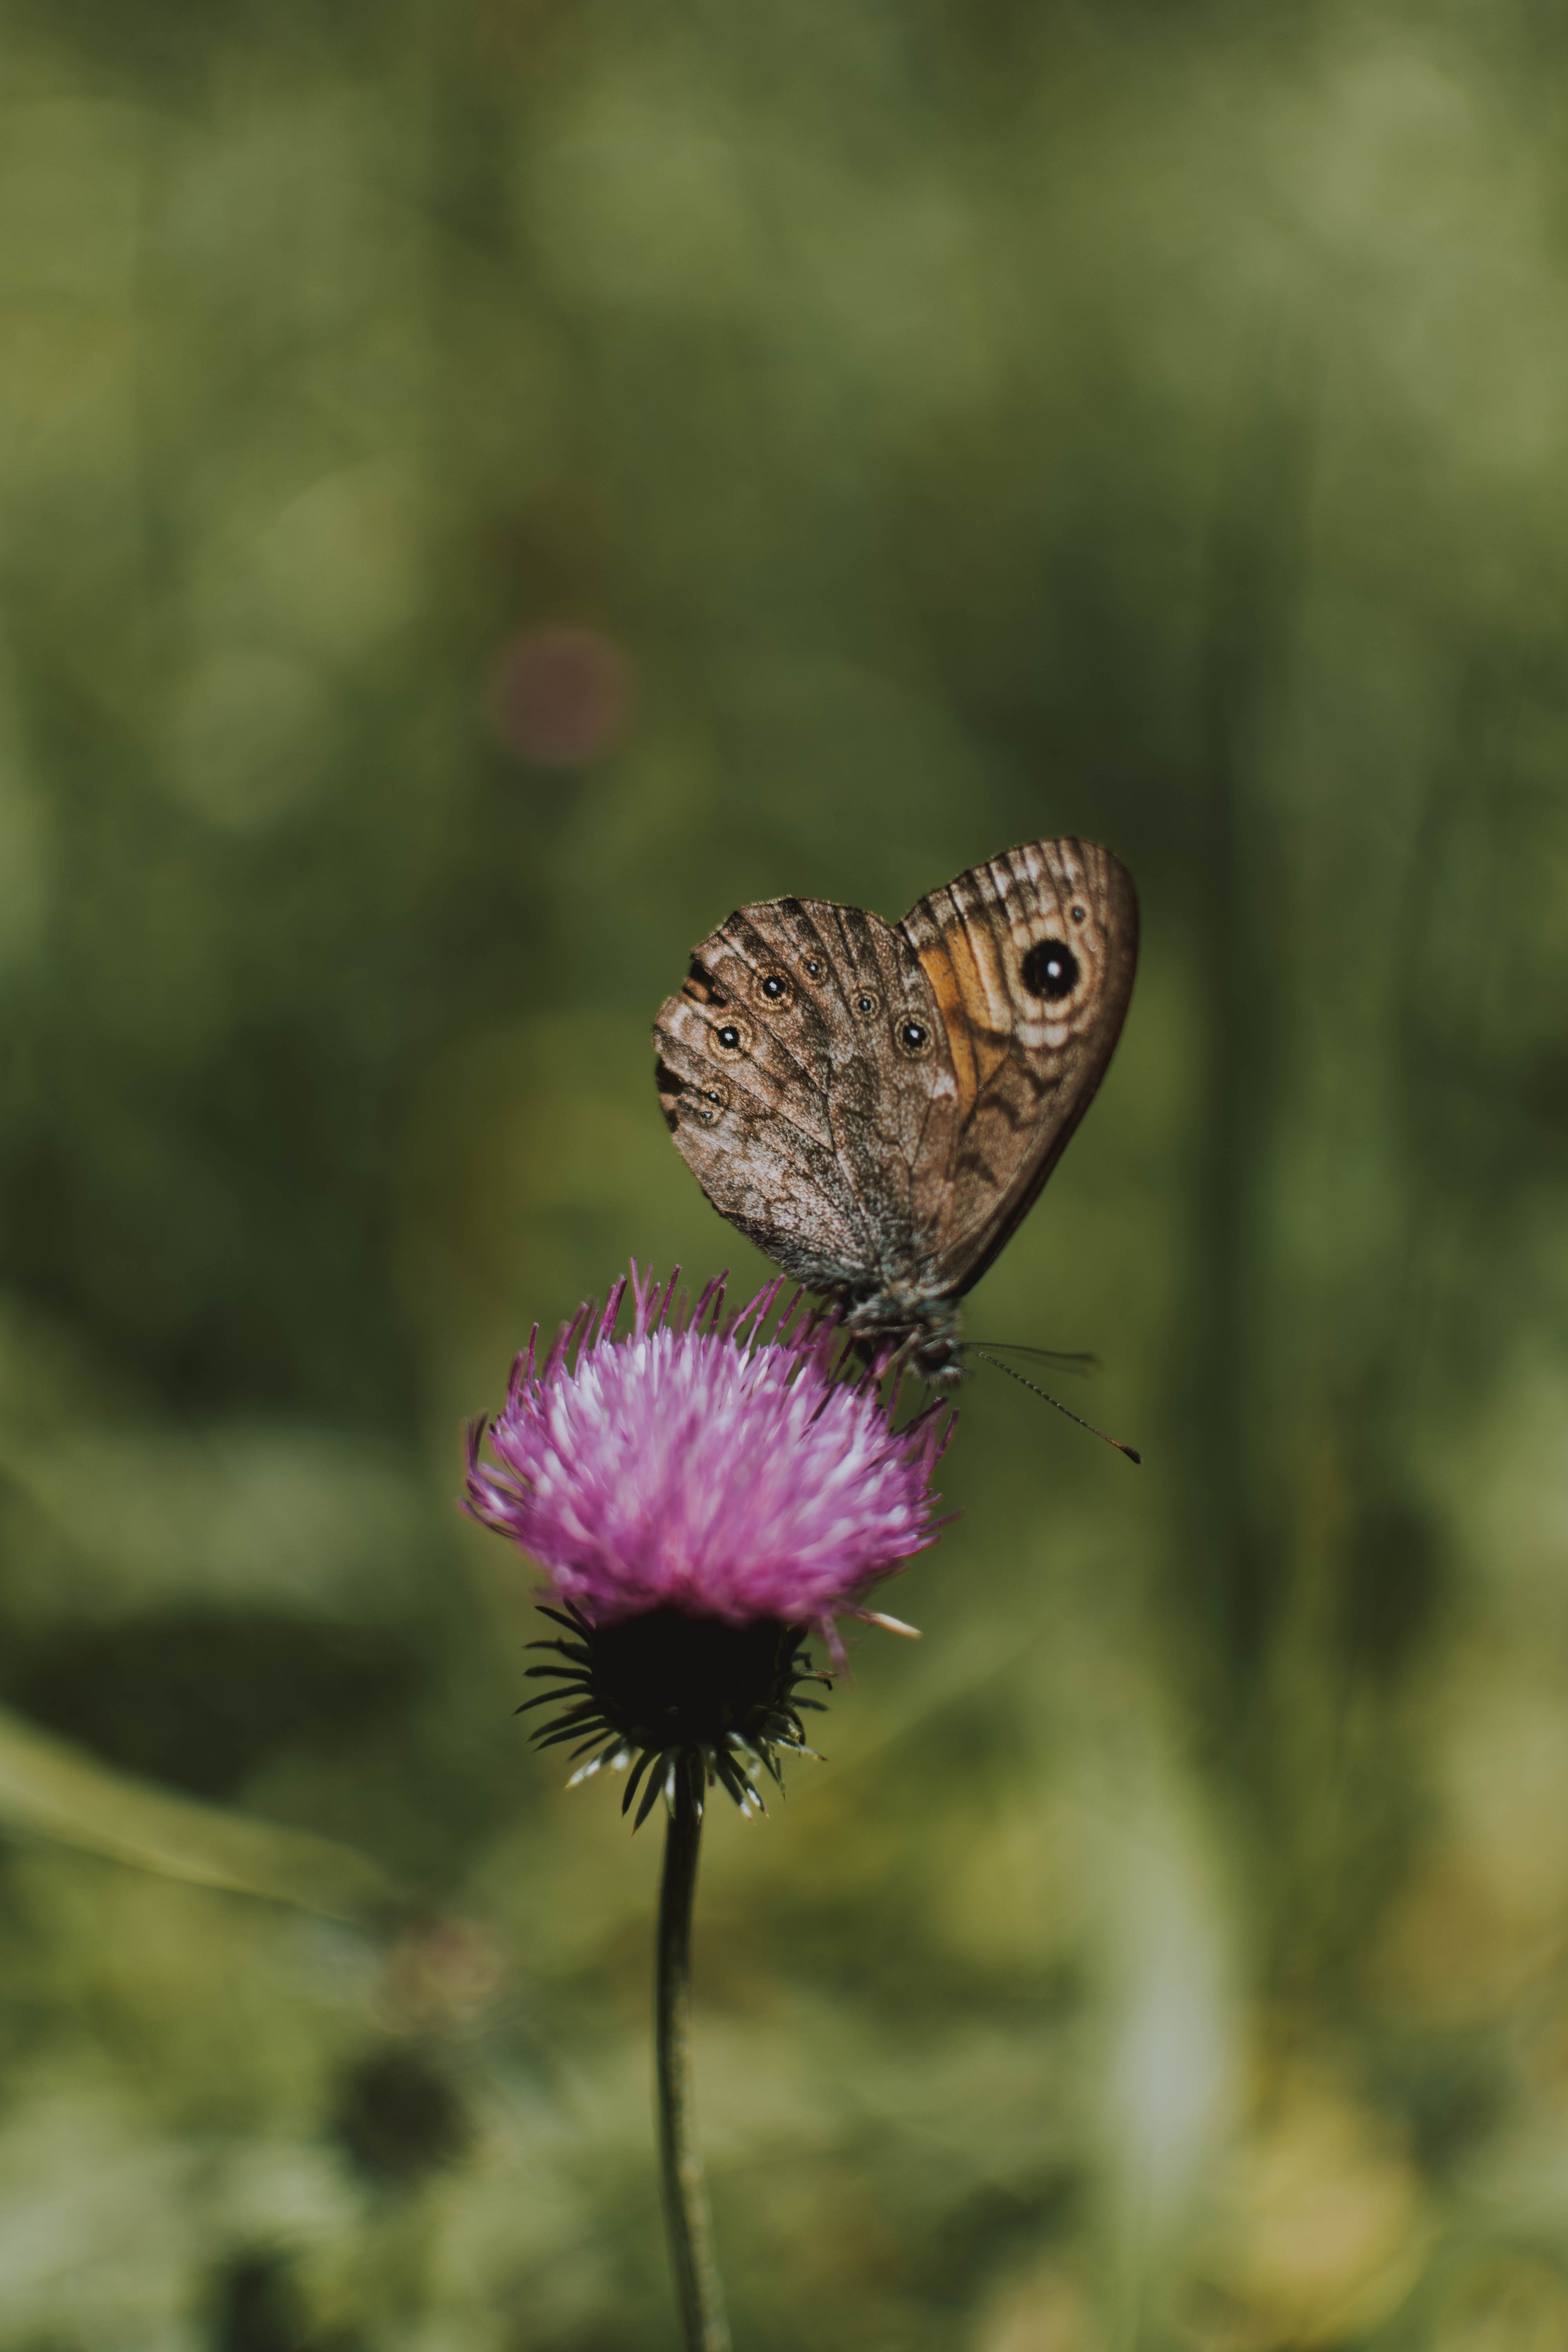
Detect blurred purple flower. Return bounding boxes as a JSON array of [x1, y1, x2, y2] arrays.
[[463, 1265, 950, 1647], [488, 624, 630, 766]]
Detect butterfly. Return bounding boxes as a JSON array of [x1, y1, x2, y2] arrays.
[[652, 838, 1138, 1392]]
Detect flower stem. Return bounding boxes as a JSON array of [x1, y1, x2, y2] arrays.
[[655, 1760, 731, 2352]]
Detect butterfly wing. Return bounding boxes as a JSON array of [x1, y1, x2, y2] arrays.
[[652, 895, 958, 1292], [899, 837, 1138, 1298]]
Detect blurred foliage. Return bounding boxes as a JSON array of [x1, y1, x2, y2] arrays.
[[1, 0, 1567, 2345]]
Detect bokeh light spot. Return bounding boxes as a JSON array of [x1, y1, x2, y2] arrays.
[[489, 624, 630, 766]]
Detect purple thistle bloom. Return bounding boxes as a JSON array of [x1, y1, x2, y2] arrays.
[[463, 1264, 951, 1650]]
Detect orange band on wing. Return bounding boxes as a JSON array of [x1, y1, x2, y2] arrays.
[[913, 927, 1009, 1128]]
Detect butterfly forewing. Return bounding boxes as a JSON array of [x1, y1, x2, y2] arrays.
[[899, 838, 1138, 1296]]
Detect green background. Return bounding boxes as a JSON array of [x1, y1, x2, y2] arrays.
[[2, 2, 1567, 2345]]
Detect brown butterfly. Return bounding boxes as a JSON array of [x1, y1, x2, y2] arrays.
[[652, 838, 1138, 1392]]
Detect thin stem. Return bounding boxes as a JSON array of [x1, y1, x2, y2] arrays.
[[655, 1759, 731, 2352]]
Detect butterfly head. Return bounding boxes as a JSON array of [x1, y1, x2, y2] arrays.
[[839, 1288, 968, 1394]]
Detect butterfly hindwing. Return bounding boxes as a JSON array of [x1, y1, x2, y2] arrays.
[[653, 895, 958, 1289], [653, 952, 864, 1290]]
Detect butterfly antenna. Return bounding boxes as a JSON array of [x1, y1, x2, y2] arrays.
[[964, 1341, 1101, 1376], [969, 1347, 1141, 1465]]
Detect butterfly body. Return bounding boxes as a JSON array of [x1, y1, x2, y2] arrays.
[[653, 839, 1138, 1391]]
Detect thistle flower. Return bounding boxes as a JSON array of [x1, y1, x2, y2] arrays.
[[463, 1264, 954, 2352], [463, 1263, 951, 1820]]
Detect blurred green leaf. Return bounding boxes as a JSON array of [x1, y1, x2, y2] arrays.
[[0, 1701, 397, 1918]]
